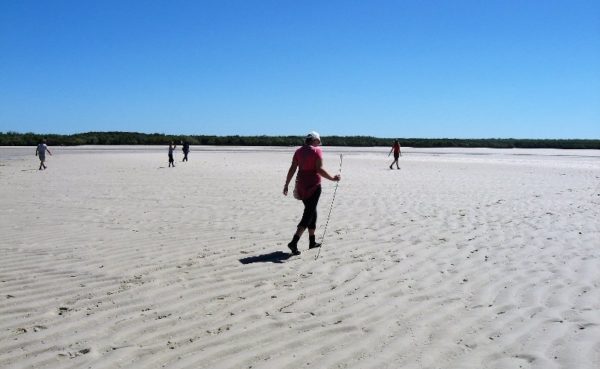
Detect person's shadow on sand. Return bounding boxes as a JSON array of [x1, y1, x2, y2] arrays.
[[239, 251, 293, 264]]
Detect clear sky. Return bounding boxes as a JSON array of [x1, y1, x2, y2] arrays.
[[1, 0, 599, 139]]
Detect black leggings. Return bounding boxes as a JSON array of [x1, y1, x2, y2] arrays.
[[298, 185, 321, 229]]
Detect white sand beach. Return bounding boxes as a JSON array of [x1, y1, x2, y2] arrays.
[[1, 145, 599, 369]]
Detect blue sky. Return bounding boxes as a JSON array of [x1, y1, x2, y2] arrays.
[[1, 0, 599, 138]]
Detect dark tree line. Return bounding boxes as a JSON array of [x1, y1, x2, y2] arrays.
[[1, 131, 599, 149]]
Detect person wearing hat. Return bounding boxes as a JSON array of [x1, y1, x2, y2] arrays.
[[283, 131, 341, 255]]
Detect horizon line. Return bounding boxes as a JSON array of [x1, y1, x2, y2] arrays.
[[1, 131, 598, 141]]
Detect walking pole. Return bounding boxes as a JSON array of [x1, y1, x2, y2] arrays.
[[315, 154, 343, 260]]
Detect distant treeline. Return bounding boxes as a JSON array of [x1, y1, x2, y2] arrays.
[[1, 131, 599, 149]]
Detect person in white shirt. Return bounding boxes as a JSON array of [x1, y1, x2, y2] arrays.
[[35, 139, 52, 170]]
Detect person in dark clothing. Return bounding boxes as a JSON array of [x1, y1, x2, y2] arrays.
[[182, 142, 190, 162], [168, 141, 176, 167]]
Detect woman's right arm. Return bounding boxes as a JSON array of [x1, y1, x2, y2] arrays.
[[283, 160, 298, 195]]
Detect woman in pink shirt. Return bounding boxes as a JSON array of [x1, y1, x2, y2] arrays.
[[389, 139, 401, 169], [283, 131, 341, 255]]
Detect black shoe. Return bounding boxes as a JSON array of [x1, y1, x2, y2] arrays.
[[288, 242, 301, 255], [308, 235, 321, 249]]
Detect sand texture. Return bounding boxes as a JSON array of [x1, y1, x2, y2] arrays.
[[1, 145, 599, 369]]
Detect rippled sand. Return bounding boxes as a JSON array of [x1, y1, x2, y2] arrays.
[[1, 145, 599, 369]]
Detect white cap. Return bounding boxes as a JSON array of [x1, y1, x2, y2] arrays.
[[306, 131, 321, 142]]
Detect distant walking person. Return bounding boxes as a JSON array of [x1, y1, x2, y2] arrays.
[[35, 139, 52, 170], [182, 142, 190, 162], [283, 131, 341, 255], [168, 141, 176, 167], [388, 139, 401, 169]]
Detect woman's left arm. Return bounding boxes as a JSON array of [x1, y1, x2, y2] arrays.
[[316, 159, 340, 181]]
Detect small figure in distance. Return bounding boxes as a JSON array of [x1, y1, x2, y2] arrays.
[[283, 131, 341, 255], [168, 141, 176, 167], [388, 139, 401, 170], [35, 139, 52, 170], [182, 141, 190, 162]]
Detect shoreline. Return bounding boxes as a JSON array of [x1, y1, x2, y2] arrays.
[[3, 144, 600, 157]]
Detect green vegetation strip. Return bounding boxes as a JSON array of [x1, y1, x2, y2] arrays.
[[1, 132, 599, 149]]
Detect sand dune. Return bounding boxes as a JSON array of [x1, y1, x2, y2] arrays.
[[1, 146, 599, 369]]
